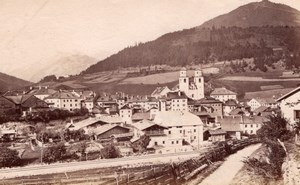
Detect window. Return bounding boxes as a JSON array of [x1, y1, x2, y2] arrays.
[[199, 79, 201, 83], [176, 141, 179, 144], [162, 141, 165, 144], [295, 110, 300, 120], [169, 131, 171, 134], [183, 79, 186, 83], [154, 142, 158, 145], [194, 136, 197, 139], [194, 129, 196, 133], [245, 124, 247, 128], [180, 130, 182, 133], [251, 124, 253, 128], [70, 104, 72, 107], [171, 141, 174, 144]]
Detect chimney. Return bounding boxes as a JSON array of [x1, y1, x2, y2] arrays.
[[39, 86, 41, 90], [70, 119, 73, 124], [178, 91, 181, 96]]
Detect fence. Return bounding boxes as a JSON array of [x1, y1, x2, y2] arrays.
[[1, 138, 259, 185]]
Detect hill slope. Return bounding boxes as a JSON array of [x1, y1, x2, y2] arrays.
[[201, 0, 300, 28], [0, 72, 32, 93], [83, 0, 300, 75]]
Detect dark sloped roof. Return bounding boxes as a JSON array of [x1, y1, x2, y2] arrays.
[[198, 96, 222, 104], [166, 91, 188, 100], [211, 87, 237, 95]]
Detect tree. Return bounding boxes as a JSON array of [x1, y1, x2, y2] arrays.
[[100, 144, 120, 159], [0, 147, 20, 168], [243, 115, 291, 179], [43, 143, 67, 163], [131, 135, 150, 153]]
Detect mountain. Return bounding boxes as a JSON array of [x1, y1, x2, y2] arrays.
[[201, 0, 300, 28], [31, 54, 98, 82], [0, 72, 32, 93], [83, 0, 300, 75]]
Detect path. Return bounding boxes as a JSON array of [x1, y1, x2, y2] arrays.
[[200, 144, 261, 185], [0, 150, 201, 179]]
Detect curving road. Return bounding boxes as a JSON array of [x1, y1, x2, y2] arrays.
[[200, 144, 261, 185]]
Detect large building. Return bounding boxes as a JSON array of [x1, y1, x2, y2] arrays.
[[45, 90, 82, 111], [178, 67, 204, 100], [210, 87, 237, 103]]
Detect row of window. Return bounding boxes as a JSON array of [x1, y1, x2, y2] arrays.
[[244, 124, 260, 128]]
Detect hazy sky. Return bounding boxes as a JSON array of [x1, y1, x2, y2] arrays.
[[0, 0, 300, 82]]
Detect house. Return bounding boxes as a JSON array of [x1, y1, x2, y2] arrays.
[[26, 86, 57, 100], [166, 91, 188, 111], [253, 106, 273, 116], [66, 116, 124, 134], [177, 67, 205, 100], [276, 86, 300, 127], [131, 119, 168, 148], [119, 105, 132, 124], [197, 97, 223, 117], [247, 98, 278, 111], [223, 99, 238, 116], [203, 129, 226, 142], [82, 97, 94, 112], [19, 95, 49, 115], [93, 125, 132, 141], [0, 96, 19, 114], [240, 116, 268, 135], [153, 111, 204, 148], [45, 90, 82, 111], [132, 112, 151, 122], [216, 116, 242, 140], [151, 86, 171, 99], [210, 87, 237, 102]]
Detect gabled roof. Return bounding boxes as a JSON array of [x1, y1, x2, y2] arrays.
[[224, 99, 238, 106], [253, 106, 271, 114], [120, 104, 131, 110], [132, 112, 151, 121], [133, 119, 167, 131], [211, 87, 237, 95], [45, 91, 81, 100], [252, 98, 277, 105], [93, 125, 130, 136], [276, 86, 300, 102], [154, 111, 203, 127], [208, 129, 227, 135], [151, 86, 170, 96], [229, 108, 244, 116], [218, 117, 242, 132], [198, 96, 222, 104]]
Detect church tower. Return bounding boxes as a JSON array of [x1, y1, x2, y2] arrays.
[[194, 67, 205, 99], [179, 67, 189, 93]]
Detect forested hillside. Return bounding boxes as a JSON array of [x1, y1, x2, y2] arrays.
[[83, 0, 300, 75]]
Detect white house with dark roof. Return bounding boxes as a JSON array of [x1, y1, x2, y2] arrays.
[[210, 87, 237, 103], [153, 111, 204, 148], [277, 86, 300, 126], [119, 105, 132, 124], [166, 91, 188, 111], [248, 97, 278, 111], [130, 119, 168, 148], [45, 90, 82, 111]]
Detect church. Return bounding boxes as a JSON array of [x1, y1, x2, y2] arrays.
[[178, 67, 205, 100]]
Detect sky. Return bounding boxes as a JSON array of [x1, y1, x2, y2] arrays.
[[0, 0, 300, 82]]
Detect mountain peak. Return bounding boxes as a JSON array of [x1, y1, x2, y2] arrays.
[[200, 0, 300, 28]]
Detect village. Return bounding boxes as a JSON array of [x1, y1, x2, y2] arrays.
[[0, 66, 298, 168]]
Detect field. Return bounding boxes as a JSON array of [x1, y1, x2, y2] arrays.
[[121, 68, 219, 85], [220, 76, 300, 82], [244, 88, 294, 100]]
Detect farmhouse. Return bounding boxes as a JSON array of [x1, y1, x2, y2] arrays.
[[277, 86, 300, 127], [247, 98, 278, 111], [210, 87, 237, 102], [45, 90, 82, 111], [153, 111, 204, 147]]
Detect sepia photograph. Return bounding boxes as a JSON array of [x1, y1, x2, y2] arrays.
[[0, 0, 300, 184]]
